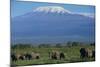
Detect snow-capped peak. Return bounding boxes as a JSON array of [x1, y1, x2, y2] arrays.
[[33, 6, 71, 14]]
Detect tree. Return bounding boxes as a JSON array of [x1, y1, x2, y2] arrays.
[[66, 41, 72, 47], [11, 43, 33, 49], [72, 42, 79, 46], [90, 42, 95, 46], [55, 43, 62, 48], [38, 44, 51, 48]]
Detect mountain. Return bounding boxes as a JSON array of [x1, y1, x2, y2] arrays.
[[33, 6, 71, 14], [11, 6, 95, 44]]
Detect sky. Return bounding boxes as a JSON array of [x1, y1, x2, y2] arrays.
[[11, 0, 95, 17]]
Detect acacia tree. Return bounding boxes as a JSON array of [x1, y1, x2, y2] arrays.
[[55, 43, 62, 48], [66, 41, 72, 47], [72, 42, 79, 46]]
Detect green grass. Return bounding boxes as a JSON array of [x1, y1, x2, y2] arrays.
[[11, 45, 95, 66]]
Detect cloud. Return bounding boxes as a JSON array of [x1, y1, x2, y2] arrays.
[[79, 13, 95, 18], [72, 12, 95, 18]]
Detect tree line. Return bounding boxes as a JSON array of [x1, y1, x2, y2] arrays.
[[11, 42, 95, 49]]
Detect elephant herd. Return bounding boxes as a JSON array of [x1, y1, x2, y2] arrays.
[[49, 51, 65, 60], [11, 48, 95, 62], [11, 52, 40, 61], [80, 48, 95, 59]]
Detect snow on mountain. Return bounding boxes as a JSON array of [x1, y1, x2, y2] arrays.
[[32, 6, 94, 18], [11, 6, 95, 44], [33, 6, 71, 14]]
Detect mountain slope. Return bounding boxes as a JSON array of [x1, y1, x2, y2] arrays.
[[11, 6, 95, 44]]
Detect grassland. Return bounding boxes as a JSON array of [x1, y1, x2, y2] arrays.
[[11, 45, 95, 66]]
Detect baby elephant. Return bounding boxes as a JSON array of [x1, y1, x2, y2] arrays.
[[60, 52, 65, 60]]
